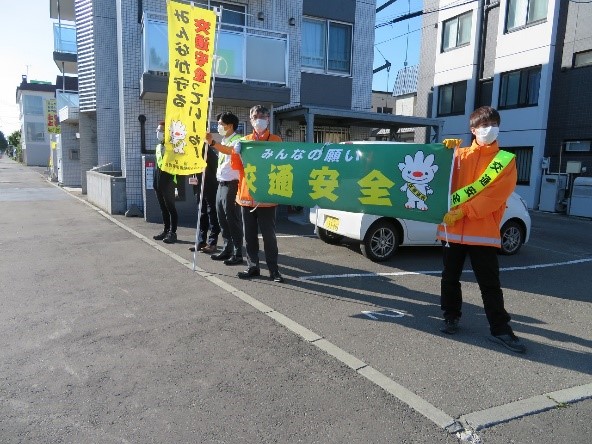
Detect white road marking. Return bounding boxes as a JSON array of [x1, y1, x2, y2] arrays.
[[362, 309, 406, 320], [299, 257, 592, 281]]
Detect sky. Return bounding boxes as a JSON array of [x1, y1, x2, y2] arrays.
[[372, 0, 424, 93], [0, 0, 423, 137], [0, 0, 61, 137]]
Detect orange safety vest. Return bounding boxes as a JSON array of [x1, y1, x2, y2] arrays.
[[436, 141, 517, 248], [231, 130, 282, 208]]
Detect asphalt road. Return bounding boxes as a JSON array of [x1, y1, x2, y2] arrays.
[[1, 156, 591, 443]]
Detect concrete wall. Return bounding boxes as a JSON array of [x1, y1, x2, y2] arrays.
[[57, 122, 81, 187], [86, 169, 126, 214], [79, 111, 98, 193]]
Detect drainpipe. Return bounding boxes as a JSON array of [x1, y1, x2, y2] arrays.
[[471, 0, 485, 109], [474, 1, 500, 106], [137, 0, 143, 24], [138, 114, 148, 154], [306, 110, 315, 143]]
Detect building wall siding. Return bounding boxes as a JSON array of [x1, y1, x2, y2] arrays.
[[546, 0, 592, 174]]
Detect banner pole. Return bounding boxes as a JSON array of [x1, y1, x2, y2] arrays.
[[192, 5, 223, 271]]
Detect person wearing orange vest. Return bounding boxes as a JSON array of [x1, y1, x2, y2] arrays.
[[153, 121, 178, 244], [437, 106, 525, 353], [231, 105, 284, 283]]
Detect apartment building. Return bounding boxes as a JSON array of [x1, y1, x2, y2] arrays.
[[416, 0, 592, 210], [50, 0, 412, 217], [371, 65, 419, 142], [15, 77, 56, 167]]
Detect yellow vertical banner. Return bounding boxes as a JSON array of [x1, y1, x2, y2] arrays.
[[163, 1, 217, 176], [45, 99, 60, 134]]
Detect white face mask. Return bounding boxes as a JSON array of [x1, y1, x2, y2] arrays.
[[217, 124, 228, 137], [252, 118, 268, 133], [156, 130, 164, 142], [474, 126, 499, 145]]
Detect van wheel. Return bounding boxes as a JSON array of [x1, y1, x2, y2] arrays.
[[499, 220, 524, 255], [361, 220, 399, 262], [317, 227, 344, 245]]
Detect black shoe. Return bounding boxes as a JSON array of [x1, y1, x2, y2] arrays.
[[162, 232, 177, 244], [270, 271, 284, 283], [237, 267, 260, 279], [153, 230, 168, 240], [211, 252, 231, 261], [489, 333, 526, 354], [224, 255, 243, 266], [189, 242, 207, 252], [201, 244, 217, 254], [440, 318, 459, 335]]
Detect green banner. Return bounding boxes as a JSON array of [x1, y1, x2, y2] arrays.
[[240, 141, 453, 224]]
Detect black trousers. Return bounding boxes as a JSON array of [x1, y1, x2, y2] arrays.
[[241, 206, 279, 274], [441, 242, 512, 335], [194, 177, 220, 246], [154, 169, 177, 233], [215, 180, 243, 256]]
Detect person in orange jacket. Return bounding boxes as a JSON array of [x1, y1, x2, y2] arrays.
[[231, 105, 284, 283], [437, 106, 526, 353]]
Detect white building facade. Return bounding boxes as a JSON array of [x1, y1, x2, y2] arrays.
[[48, 0, 378, 216], [416, 0, 592, 210]]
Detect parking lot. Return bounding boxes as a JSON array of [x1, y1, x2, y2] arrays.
[[117, 206, 592, 432], [4, 159, 591, 442]]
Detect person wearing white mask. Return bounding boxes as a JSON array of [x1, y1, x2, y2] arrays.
[[230, 105, 284, 283], [205, 112, 244, 265], [153, 121, 179, 244], [436, 106, 525, 353]]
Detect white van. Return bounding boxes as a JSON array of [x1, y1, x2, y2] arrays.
[[309, 142, 531, 262]]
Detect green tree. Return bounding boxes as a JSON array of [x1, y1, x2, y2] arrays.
[[0, 131, 7, 152], [8, 131, 21, 148], [8, 131, 21, 160]]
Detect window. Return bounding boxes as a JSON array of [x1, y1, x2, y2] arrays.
[[506, 0, 548, 32], [25, 122, 46, 143], [574, 50, 592, 68], [442, 11, 472, 52], [499, 66, 541, 109], [299, 126, 350, 143], [208, 1, 245, 30], [504, 147, 532, 185], [23, 95, 44, 116], [565, 141, 591, 152], [144, 1, 246, 74], [437, 81, 467, 116], [377, 107, 393, 114], [302, 18, 352, 74]]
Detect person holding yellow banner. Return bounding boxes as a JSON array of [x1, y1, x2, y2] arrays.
[[437, 106, 525, 354]]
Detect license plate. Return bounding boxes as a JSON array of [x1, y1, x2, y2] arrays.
[[323, 215, 340, 232]]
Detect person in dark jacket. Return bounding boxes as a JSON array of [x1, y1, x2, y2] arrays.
[[190, 143, 220, 253]]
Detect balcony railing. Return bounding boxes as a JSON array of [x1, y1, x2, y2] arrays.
[[56, 90, 79, 110], [142, 12, 288, 85], [56, 90, 79, 123], [53, 23, 77, 54]]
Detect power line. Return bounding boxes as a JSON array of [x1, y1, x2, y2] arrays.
[[375, 0, 486, 46], [376, 0, 478, 29]]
